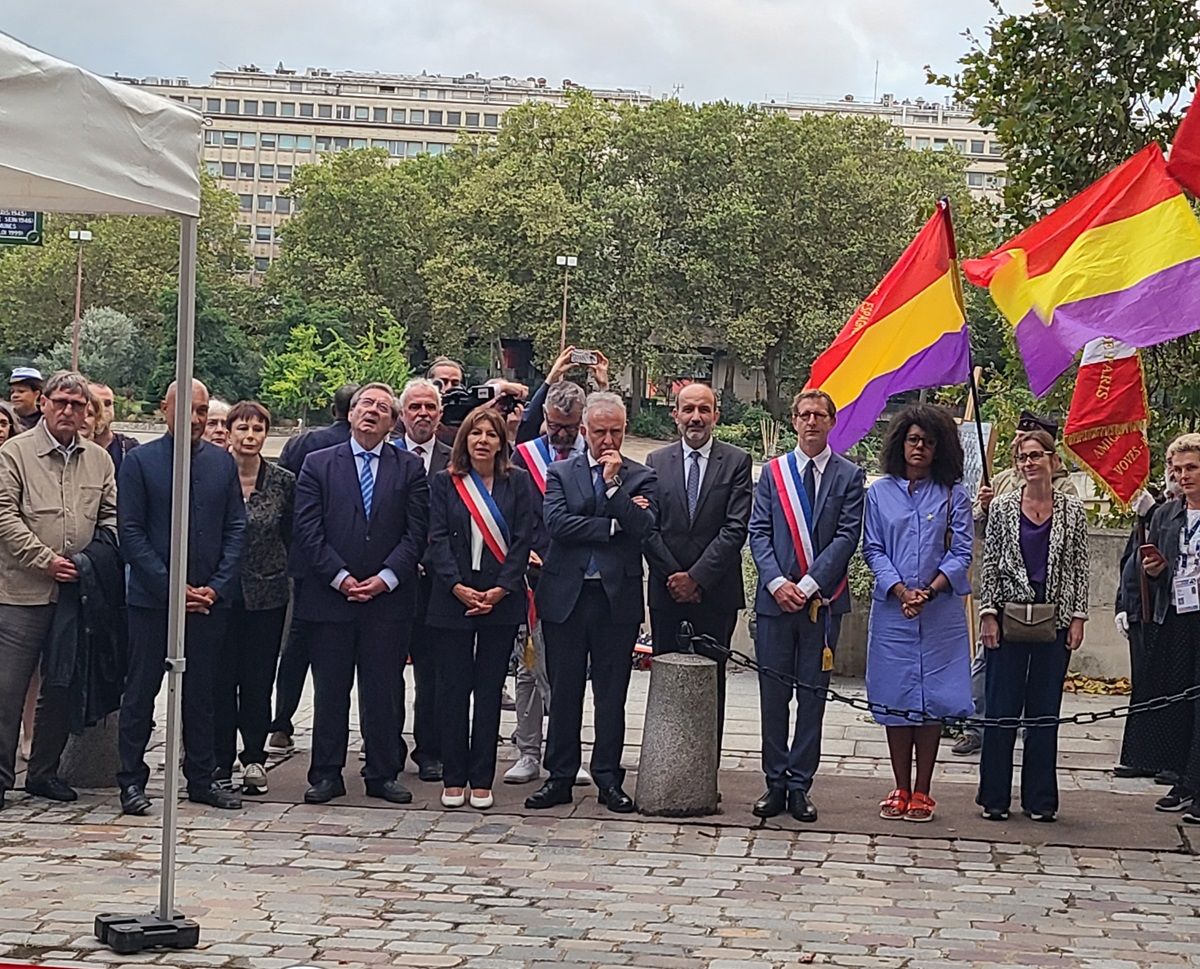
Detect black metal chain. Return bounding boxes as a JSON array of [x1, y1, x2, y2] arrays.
[[688, 634, 1200, 730]]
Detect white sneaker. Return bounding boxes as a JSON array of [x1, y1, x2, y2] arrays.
[[575, 766, 592, 786], [242, 763, 268, 794], [504, 755, 541, 784], [470, 790, 494, 810], [441, 788, 466, 808]]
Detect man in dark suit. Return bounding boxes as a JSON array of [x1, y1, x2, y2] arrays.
[[269, 382, 359, 751], [645, 383, 753, 752], [291, 382, 429, 805], [116, 379, 247, 815], [748, 389, 864, 823], [525, 391, 657, 813], [393, 377, 451, 782]]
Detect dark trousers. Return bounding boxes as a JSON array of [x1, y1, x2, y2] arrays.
[[213, 604, 287, 775], [976, 632, 1071, 814], [543, 584, 638, 788], [117, 607, 227, 792], [308, 616, 408, 785], [403, 623, 441, 768], [755, 610, 841, 793], [435, 624, 516, 789], [0, 604, 57, 791], [650, 604, 735, 751], [270, 617, 311, 736]]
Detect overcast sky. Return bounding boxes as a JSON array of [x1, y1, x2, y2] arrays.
[[5, 0, 1033, 105]]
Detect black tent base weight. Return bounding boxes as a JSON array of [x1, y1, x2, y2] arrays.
[[94, 912, 200, 954]]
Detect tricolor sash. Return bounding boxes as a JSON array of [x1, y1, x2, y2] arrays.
[[767, 452, 849, 603], [452, 470, 510, 564], [515, 436, 553, 494]]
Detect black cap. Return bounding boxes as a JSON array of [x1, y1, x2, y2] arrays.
[[1016, 410, 1059, 438]]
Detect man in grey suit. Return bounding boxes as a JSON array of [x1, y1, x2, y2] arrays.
[[644, 383, 753, 752], [748, 389, 864, 822]]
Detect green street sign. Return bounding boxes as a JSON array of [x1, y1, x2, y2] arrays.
[[0, 210, 43, 246]]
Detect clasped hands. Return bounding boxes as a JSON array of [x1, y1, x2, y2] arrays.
[[338, 575, 389, 603], [185, 584, 218, 614], [667, 572, 701, 604], [453, 584, 506, 616], [892, 583, 930, 620]]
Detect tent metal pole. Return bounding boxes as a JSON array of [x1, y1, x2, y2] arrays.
[[158, 214, 198, 921]]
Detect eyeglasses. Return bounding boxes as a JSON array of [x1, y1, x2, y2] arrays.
[[356, 398, 394, 414], [1015, 450, 1052, 463], [46, 397, 88, 412], [795, 411, 831, 423], [905, 434, 935, 448], [546, 420, 581, 434]]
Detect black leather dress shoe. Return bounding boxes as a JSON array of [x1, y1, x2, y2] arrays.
[[788, 789, 818, 823], [525, 779, 573, 809], [752, 787, 786, 818], [417, 761, 444, 783], [1113, 765, 1155, 779], [0, 789, 7, 811], [25, 777, 78, 802], [188, 782, 243, 810], [119, 785, 151, 816], [598, 785, 635, 813], [304, 778, 347, 804], [365, 779, 413, 804]]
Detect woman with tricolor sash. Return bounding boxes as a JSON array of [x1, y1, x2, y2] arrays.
[[863, 404, 973, 823], [426, 408, 534, 810]]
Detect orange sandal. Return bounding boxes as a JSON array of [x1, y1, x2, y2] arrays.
[[879, 789, 910, 820], [904, 791, 936, 822]]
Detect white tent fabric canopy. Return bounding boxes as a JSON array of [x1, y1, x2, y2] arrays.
[[0, 31, 201, 216]]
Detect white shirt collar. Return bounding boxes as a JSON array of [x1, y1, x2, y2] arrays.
[[40, 420, 79, 458], [794, 443, 832, 473], [682, 436, 714, 461], [587, 450, 600, 469], [544, 434, 586, 457], [350, 437, 384, 459], [404, 435, 433, 454]]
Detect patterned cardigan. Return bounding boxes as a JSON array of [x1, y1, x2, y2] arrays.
[[239, 460, 296, 611], [978, 488, 1090, 630]]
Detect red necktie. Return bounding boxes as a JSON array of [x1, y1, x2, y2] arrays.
[[555, 448, 571, 461]]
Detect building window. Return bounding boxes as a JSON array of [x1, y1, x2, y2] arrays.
[[240, 132, 257, 148], [299, 102, 314, 117], [205, 160, 220, 175], [427, 143, 445, 156], [260, 132, 277, 149], [259, 163, 275, 180], [188, 97, 202, 109], [221, 161, 238, 177], [372, 139, 388, 149], [410, 110, 425, 124], [318, 103, 332, 119], [914, 136, 930, 149], [408, 141, 425, 155], [239, 162, 255, 178], [465, 112, 480, 127], [336, 105, 352, 120], [281, 102, 296, 117], [391, 108, 406, 123], [373, 107, 387, 123], [255, 226, 273, 242], [447, 110, 462, 126], [277, 164, 293, 182], [970, 138, 985, 154], [484, 113, 499, 128], [316, 136, 331, 152], [279, 134, 296, 150], [989, 141, 1003, 155], [243, 100, 258, 116], [204, 130, 221, 145], [952, 138, 966, 152], [419, 88, 429, 99], [262, 101, 277, 116], [238, 194, 252, 211], [296, 135, 312, 151], [224, 99, 239, 114], [333, 136, 350, 151], [258, 195, 274, 212], [206, 97, 221, 113], [276, 197, 293, 214], [388, 141, 405, 157], [428, 110, 443, 125], [255, 256, 270, 272], [351, 137, 367, 149], [222, 131, 240, 146], [354, 105, 370, 121], [933, 138, 949, 150], [967, 172, 985, 187]]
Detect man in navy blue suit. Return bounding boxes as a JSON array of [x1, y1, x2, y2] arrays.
[[268, 382, 359, 751], [116, 379, 246, 815], [525, 391, 657, 814], [291, 382, 429, 806], [748, 389, 864, 823]]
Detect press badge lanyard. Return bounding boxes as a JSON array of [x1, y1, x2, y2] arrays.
[[1173, 515, 1200, 614]]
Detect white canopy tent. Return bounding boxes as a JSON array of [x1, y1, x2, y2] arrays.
[[0, 31, 204, 931]]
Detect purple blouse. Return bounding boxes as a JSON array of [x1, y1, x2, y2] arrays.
[[1019, 512, 1051, 586]]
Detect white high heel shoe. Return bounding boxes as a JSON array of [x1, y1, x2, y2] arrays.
[[441, 788, 466, 808], [469, 789, 494, 810]]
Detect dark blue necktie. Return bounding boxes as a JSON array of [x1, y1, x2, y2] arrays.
[[358, 451, 376, 519], [686, 450, 701, 521], [586, 465, 606, 578]]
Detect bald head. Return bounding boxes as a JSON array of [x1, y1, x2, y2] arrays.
[[163, 379, 210, 444], [673, 382, 719, 449]]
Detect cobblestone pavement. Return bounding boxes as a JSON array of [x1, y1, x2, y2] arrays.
[[1, 671, 1194, 968]]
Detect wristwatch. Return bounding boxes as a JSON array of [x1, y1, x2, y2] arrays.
[[924, 586, 938, 600], [607, 475, 622, 490]]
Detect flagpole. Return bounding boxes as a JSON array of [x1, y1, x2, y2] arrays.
[[940, 197, 991, 487]]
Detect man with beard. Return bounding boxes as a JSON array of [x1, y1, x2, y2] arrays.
[[87, 382, 139, 474], [645, 383, 753, 754]]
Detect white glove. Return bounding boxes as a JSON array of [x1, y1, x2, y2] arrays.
[[1115, 611, 1129, 638], [1131, 490, 1156, 517]]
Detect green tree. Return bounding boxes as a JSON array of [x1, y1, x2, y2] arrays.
[[34, 306, 153, 391]]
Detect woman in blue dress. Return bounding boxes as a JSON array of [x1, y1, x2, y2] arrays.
[[863, 404, 973, 823]]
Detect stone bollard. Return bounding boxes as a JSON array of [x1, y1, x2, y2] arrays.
[[635, 653, 719, 817], [59, 713, 121, 789]]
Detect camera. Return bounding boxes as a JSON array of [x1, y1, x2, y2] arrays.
[[569, 349, 599, 366], [440, 384, 519, 426]]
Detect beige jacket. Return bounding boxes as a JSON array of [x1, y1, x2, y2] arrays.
[[0, 423, 117, 605]]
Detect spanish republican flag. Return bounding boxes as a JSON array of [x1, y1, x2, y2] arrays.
[[963, 143, 1200, 396], [807, 200, 969, 452], [1062, 337, 1150, 509]]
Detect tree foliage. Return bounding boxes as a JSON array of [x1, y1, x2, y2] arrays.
[[34, 306, 153, 392]]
